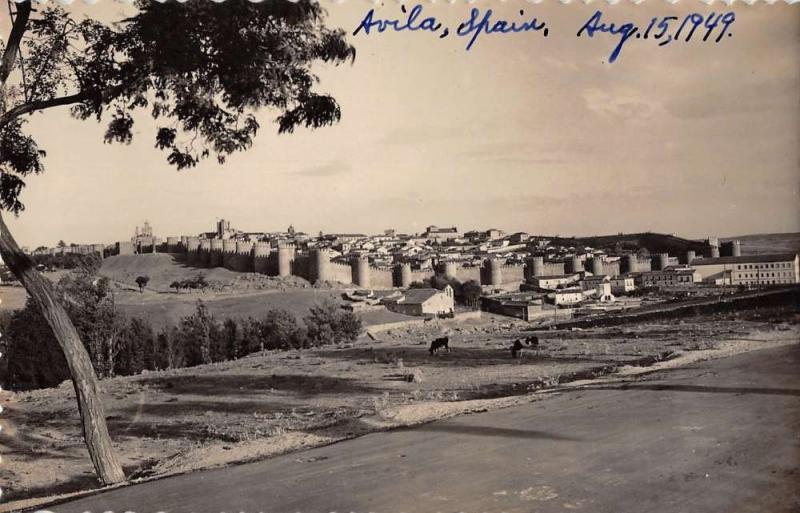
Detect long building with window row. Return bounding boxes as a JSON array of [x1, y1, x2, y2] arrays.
[[690, 253, 799, 286]]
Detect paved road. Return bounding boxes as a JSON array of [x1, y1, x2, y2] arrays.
[[52, 345, 800, 513]]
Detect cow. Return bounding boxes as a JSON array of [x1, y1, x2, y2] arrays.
[[525, 335, 540, 348], [511, 336, 540, 358], [429, 336, 450, 355]]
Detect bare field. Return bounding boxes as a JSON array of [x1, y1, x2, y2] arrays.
[[0, 286, 26, 312], [1, 307, 797, 505]]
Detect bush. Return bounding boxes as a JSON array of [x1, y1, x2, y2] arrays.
[[175, 300, 218, 366], [180, 274, 208, 291], [304, 300, 362, 347], [247, 309, 306, 352], [115, 317, 157, 376], [1, 298, 70, 390]]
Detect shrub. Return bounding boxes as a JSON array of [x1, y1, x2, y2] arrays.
[[304, 300, 362, 347], [175, 300, 217, 366], [115, 317, 156, 376], [258, 309, 306, 351], [1, 298, 70, 390]]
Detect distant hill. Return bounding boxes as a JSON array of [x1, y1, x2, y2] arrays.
[[546, 232, 711, 258], [721, 233, 800, 256]]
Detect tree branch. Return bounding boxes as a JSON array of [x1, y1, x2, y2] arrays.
[[0, 91, 89, 129], [0, 1, 32, 86], [0, 77, 139, 131]]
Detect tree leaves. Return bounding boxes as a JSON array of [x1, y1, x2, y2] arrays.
[[0, 0, 355, 209]]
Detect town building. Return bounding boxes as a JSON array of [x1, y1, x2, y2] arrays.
[[423, 226, 461, 242], [634, 268, 701, 288], [549, 287, 584, 306], [609, 276, 635, 295], [690, 253, 799, 286], [480, 292, 572, 321], [527, 274, 579, 291], [384, 285, 455, 316]]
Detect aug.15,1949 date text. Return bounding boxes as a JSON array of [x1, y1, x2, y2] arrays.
[[577, 10, 736, 63]]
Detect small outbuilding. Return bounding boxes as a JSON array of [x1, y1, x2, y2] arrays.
[[385, 285, 455, 317]]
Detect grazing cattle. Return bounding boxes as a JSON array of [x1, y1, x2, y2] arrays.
[[429, 336, 450, 355], [511, 336, 540, 358], [511, 339, 525, 358]]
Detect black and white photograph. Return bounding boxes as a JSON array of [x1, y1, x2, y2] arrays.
[[0, 0, 798, 511]]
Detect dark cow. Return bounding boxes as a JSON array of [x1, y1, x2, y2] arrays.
[[429, 336, 450, 355], [511, 336, 540, 358]]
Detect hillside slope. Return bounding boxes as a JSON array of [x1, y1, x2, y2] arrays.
[[721, 233, 800, 256], [548, 232, 711, 256], [99, 254, 241, 290]]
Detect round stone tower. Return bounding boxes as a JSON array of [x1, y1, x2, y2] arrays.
[[732, 240, 741, 257], [166, 236, 180, 253], [710, 246, 720, 258], [186, 237, 200, 265], [487, 258, 503, 286], [222, 239, 236, 269], [277, 243, 295, 278], [397, 263, 412, 288], [312, 248, 332, 283], [209, 239, 224, 268], [530, 256, 545, 278], [235, 240, 253, 272], [686, 250, 696, 265], [352, 256, 371, 288], [253, 242, 271, 274], [199, 239, 212, 267], [569, 255, 584, 274], [591, 257, 604, 276], [624, 254, 638, 274], [651, 253, 669, 271]]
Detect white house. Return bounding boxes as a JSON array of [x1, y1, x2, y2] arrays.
[[549, 287, 584, 306], [385, 285, 455, 317]]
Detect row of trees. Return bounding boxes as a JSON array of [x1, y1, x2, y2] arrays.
[[0, 0, 355, 483], [29, 253, 103, 273], [0, 271, 362, 391]]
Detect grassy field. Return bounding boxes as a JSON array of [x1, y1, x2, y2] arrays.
[[113, 288, 345, 329], [2, 305, 797, 505]]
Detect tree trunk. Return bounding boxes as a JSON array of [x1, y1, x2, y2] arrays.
[[0, 211, 125, 485]]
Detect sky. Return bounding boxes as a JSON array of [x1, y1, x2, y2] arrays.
[[2, 1, 799, 249]]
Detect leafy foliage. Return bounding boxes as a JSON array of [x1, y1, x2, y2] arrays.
[[1, 295, 362, 390], [134, 275, 149, 292], [304, 300, 362, 347], [0, 0, 355, 211], [409, 275, 481, 307]]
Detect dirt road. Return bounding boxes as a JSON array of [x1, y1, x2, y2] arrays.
[[48, 344, 800, 513]]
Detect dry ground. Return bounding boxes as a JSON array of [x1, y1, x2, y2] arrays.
[[1, 306, 797, 506], [0, 286, 26, 312]]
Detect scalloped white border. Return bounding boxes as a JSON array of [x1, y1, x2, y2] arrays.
[[9, 0, 800, 6]]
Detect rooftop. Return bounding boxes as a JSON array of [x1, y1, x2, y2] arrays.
[[401, 288, 444, 305]]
